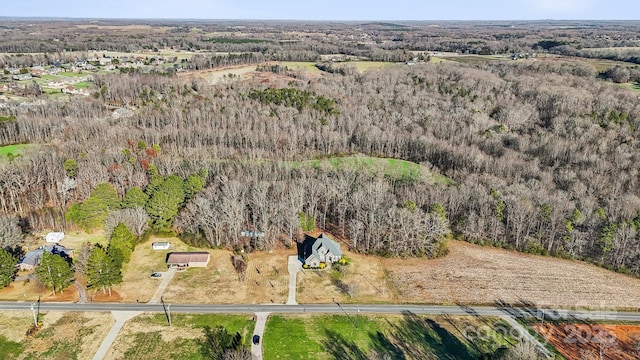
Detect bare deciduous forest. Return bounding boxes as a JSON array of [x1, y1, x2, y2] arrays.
[[1, 20, 640, 274]]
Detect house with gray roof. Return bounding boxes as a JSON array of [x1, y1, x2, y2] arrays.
[[300, 233, 342, 268], [18, 244, 73, 271]]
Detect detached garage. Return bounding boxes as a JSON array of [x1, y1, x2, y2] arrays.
[[152, 242, 170, 250], [45, 232, 65, 243], [166, 252, 210, 269]]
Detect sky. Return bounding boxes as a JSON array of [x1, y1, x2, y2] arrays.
[[3, 0, 640, 20]]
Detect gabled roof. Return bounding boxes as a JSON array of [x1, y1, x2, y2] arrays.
[[312, 233, 342, 258], [166, 252, 210, 264]]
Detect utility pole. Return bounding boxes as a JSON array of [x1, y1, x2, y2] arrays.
[[30, 303, 37, 327], [161, 296, 171, 326]]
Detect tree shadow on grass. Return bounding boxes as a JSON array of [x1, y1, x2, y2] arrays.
[[322, 329, 369, 360], [321, 311, 482, 360]]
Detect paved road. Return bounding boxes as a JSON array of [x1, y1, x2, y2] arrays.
[[286, 256, 301, 305], [251, 312, 269, 360], [1, 302, 638, 321]]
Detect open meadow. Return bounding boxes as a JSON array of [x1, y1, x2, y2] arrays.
[[264, 314, 517, 360]]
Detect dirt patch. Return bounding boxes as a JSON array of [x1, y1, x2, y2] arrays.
[[0, 279, 78, 302], [534, 323, 640, 359], [382, 240, 640, 309], [90, 289, 123, 302]]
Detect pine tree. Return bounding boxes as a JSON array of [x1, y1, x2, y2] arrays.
[[35, 252, 73, 295], [109, 223, 135, 263], [0, 248, 17, 288], [146, 175, 185, 232], [122, 187, 149, 209], [87, 245, 123, 296], [86, 245, 108, 291]]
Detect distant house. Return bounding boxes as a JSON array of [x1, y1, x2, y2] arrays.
[[152, 242, 170, 250], [300, 233, 342, 268], [45, 232, 65, 243], [166, 252, 210, 269], [18, 244, 72, 271]]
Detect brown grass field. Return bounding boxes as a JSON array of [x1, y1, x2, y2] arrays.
[[533, 323, 640, 359], [0, 311, 114, 360], [104, 313, 255, 360], [382, 240, 640, 309], [296, 250, 394, 304], [162, 248, 291, 304]]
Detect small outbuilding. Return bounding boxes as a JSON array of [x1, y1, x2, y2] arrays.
[[166, 252, 210, 269], [45, 232, 65, 243], [152, 242, 171, 250]]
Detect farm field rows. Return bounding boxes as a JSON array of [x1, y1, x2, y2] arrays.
[[382, 240, 640, 309]]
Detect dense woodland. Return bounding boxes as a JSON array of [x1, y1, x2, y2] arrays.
[[1, 20, 640, 277]]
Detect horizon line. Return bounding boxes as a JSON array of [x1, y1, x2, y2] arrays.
[[1, 16, 639, 22]]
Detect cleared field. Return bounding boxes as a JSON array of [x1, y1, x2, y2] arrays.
[[0, 144, 31, 157], [345, 61, 396, 71], [533, 323, 640, 360], [296, 251, 393, 304], [162, 247, 290, 304], [441, 55, 506, 63], [110, 236, 191, 303], [105, 313, 254, 360], [291, 155, 453, 185], [277, 61, 321, 72], [0, 311, 114, 360], [587, 58, 640, 72], [264, 314, 517, 360], [382, 240, 640, 309]]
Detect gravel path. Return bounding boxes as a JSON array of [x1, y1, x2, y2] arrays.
[[73, 282, 87, 304]]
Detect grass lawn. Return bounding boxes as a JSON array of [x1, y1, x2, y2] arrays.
[[58, 71, 86, 78], [0, 144, 32, 159], [587, 58, 639, 72], [106, 313, 255, 360], [277, 61, 321, 73], [73, 81, 91, 88], [291, 155, 453, 186], [0, 335, 23, 360], [263, 314, 517, 360]]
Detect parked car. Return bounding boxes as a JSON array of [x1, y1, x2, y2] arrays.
[[252, 335, 260, 345], [150, 272, 162, 278]]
